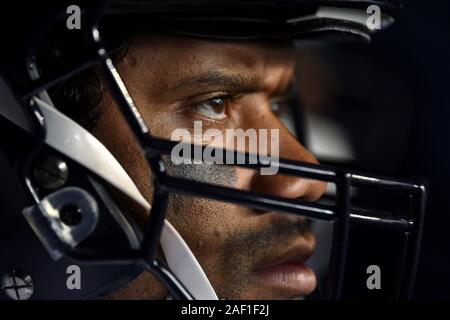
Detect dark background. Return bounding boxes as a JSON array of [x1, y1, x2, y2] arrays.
[[386, 0, 450, 299], [301, 0, 450, 298]]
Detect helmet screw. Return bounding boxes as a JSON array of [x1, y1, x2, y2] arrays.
[[1, 270, 34, 300], [59, 204, 83, 226], [33, 156, 69, 190]]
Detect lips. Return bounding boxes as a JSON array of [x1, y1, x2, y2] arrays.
[[251, 234, 316, 297], [252, 261, 316, 296]]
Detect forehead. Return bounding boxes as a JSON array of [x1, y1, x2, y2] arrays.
[[121, 33, 295, 88]]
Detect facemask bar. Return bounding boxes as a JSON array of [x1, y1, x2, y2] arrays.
[[17, 1, 425, 300]]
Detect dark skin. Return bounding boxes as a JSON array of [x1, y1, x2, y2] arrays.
[[91, 33, 326, 299]]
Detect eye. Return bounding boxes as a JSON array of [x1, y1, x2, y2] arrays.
[[193, 97, 227, 120]]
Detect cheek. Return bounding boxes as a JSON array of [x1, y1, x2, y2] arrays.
[[163, 167, 255, 264], [91, 103, 153, 203], [164, 194, 245, 293], [167, 195, 232, 246]]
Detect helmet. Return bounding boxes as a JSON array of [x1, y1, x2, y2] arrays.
[[0, 0, 425, 300]]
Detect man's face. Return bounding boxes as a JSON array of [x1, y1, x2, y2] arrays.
[[92, 33, 326, 299]]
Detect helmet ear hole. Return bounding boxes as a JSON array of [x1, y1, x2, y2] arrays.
[[22, 187, 100, 261], [59, 204, 83, 226]]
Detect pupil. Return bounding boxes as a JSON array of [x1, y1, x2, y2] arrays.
[[210, 99, 224, 113], [211, 98, 223, 106]]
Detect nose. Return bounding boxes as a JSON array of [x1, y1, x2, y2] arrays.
[[249, 112, 327, 202]]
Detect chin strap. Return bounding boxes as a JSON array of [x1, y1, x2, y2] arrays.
[[0, 93, 218, 299]]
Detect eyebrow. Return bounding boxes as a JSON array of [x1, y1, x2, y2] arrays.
[[169, 71, 262, 94]]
